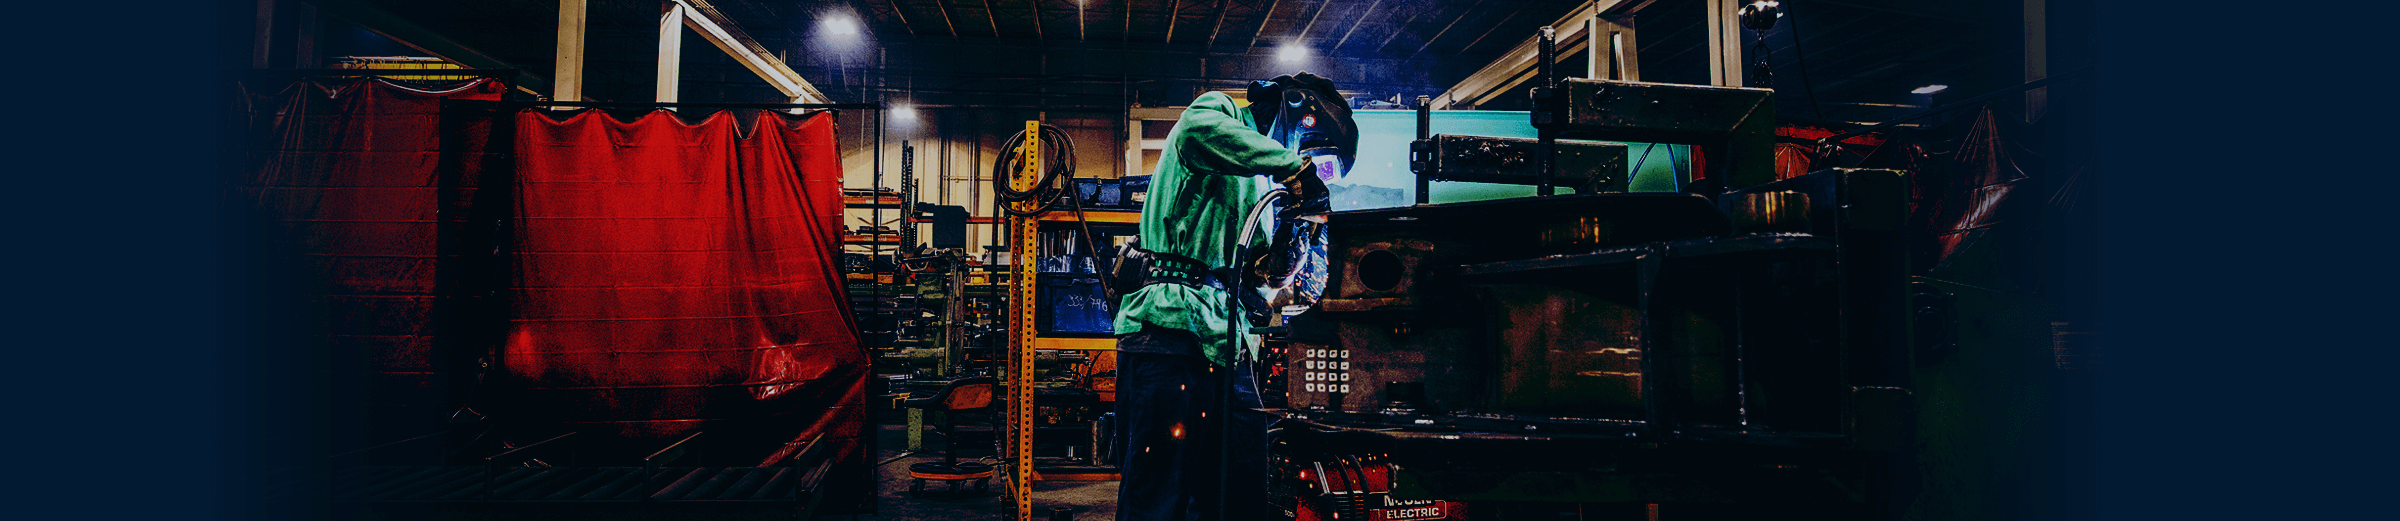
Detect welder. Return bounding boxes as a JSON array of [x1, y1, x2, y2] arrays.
[[1108, 72, 1356, 521]]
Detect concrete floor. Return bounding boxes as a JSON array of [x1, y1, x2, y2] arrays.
[[852, 422, 1119, 521]]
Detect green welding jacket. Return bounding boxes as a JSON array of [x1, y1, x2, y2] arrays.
[[1113, 91, 1304, 366]]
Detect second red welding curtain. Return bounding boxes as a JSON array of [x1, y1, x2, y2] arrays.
[[504, 108, 864, 460], [232, 77, 509, 441]]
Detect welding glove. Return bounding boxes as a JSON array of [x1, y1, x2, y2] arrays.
[[1273, 157, 1330, 209]]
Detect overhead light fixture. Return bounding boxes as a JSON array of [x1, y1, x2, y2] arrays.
[[824, 16, 859, 37], [893, 105, 917, 121], [1912, 84, 1949, 94], [1278, 44, 1308, 63]]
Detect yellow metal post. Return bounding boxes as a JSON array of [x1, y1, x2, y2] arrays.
[[1006, 120, 1041, 521]]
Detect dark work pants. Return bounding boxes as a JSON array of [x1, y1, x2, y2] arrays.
[[1115, 331, 1267, 521]]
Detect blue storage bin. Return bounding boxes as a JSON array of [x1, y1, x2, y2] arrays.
[[1037, 273, 1116, 334], [1120, 176, 1151, 208], [1095, 178, 1125, 206], [1074, 178, 1102, 204]]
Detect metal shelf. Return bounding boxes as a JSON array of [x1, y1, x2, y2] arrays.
[[843, 194, 902, 208], [1034, 209, 1141, 224], [911, 215, 999, 224], [1032, 336, 1117, 351]]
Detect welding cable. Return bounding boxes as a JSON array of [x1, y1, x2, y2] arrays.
[[1060, 183, 1117, 300], [1668, 144, 1686, 191], [1342, 455, 1374, 495], [1628, 142, 1659, 189], [991, 123, 1078, 217], [1218, 189, 1289, 521], [987, 122, 1114, 295]]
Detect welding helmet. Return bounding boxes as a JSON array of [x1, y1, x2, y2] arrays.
[[1248, 72, 1357, 184]]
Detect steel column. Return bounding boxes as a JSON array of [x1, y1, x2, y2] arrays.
[[1705, 0, 1743, 87], [556, 0, 587, 102], [294, 2, 319, 68], [1006, 120, 1042, 521], [252, 0, 276, 68], [2024, 0, 2048, 122], [657, 3, 685, 104]]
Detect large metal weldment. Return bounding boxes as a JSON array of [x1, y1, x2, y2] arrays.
[[1284, 171, 1911, 504], [1294, 171, 1909, 429], [1279, 75, 1914, 507]]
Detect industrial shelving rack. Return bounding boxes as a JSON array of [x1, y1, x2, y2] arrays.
[[1026, 209, 1139, 352], [844, 189, 909, 351], [991, 121, 1119, 519], [1017, 208, 1136, 484]]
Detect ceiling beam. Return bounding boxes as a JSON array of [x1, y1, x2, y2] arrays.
[[1786, 17, 1952, 78], [1333, 0, 1380, 49], [1247, 0, 1283, 49], [1293, 0, 1332, 44], [673, 0, 832, 103], [1761, 8, 1882, 58], [1468, 32, 1588, 107], [1811, 0, 1998, 26], [1586, 16, 1639, 81], [1410, 0, 1485, 56], [983, 0, 1002, 38], [307, 0, 551, 96], [1434, 0, 1654, 108], [888, 0, 917, 35], [1373, 3, 1428, 53], [1454, 0, 1531, 56], [1164, 0, 1182, 44], [1206, 0, 1230, 49], [936, 0, 961, 38]]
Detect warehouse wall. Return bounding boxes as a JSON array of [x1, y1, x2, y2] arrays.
[[832, 107, 1130, 256]]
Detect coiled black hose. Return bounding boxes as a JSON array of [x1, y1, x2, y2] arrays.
[[991, 123, 1077, 217]]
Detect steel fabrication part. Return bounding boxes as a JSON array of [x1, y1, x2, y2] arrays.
[[1411, 135, 1631, 193], [1541, 79, 1778, 191], [1280, 168, 1910, 507]]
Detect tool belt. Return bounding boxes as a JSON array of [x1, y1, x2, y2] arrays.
[[1110, 239, 1230, 295], [1111, 238, 1275, 327]]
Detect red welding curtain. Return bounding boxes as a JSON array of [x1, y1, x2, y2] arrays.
[[504, 108, 864, 460], [235, 77, 509, 438]]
